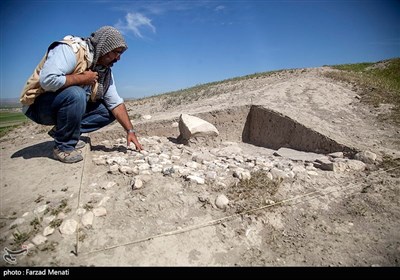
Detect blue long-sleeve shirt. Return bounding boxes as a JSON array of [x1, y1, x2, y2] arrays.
[[39, 44, 124, 111]]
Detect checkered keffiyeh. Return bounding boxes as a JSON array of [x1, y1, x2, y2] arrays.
[[85, 26, 127, 100]]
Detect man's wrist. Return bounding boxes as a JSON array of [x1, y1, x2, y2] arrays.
[[127, 129, 136, 134]]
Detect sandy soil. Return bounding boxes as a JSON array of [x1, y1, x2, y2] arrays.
[[1, 67, 399, 267]]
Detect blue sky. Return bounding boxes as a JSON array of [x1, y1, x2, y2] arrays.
[[1, 0, 399, 100]]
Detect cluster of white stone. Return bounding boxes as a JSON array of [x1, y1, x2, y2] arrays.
[[92, 136, 374, 187]]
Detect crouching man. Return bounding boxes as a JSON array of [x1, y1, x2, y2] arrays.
[[20, 26, 143, 163]]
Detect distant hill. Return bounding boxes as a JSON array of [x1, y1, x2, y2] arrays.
[[0, 97, 21, 108]]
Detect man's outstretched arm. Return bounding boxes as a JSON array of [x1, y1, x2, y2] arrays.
[[111, 103, 143, 151]]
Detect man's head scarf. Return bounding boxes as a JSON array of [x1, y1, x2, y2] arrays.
[[86, 26, 127, 100]]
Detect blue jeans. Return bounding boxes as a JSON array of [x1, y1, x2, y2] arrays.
[[25, 86, 115, 151]]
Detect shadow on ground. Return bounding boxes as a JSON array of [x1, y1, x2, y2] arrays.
[[11, 140, 54, 159]]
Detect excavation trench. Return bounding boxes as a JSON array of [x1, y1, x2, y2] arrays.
[[92, 105, 356, 156]]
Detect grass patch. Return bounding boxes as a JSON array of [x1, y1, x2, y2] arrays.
[[228, 170, 282, 213], [48, 199, 69, 216], [30, 217, 42, 231], [12, 230, 32, 248], [49, 219, 63, 228], [0, 111, 28, 138], [324, 58, 400, 124]]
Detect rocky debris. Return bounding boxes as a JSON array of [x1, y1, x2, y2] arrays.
[[90, 136, 378, 190]]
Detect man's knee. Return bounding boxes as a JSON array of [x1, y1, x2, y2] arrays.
[[64, 86, 87, 104], [56, 86, 87, 115]]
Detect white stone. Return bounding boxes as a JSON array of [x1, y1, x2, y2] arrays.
[[26, 243, 35, 250], [216, 181, 227, 187], [43, 215, 56, 225], [75, 208, 86, 216], [34, 204, 48, 214], [131, 178, 144, 189], [43, 226, 55, 236], [32, 234, 47, 245], [307, 171, 319, 176], [151, 165, 163, 173], [205, 171, 217, 180], [138, 163, 150, 170], [93, 158, 107, 165], [93, 207, 107, 217], [346, 160, 366, 171], [186, 175, 205, 184], [57, 212, 66, 220], [354, 150, 377, 164], [171, 155, 181, 161], [98, 196, 110, 207], [109, 164, 119, 173], [233, 169, 251, 180], [81, 211, 94, 227], [270, 167, 290, 179], [9, 218, 25, 229], [59, 219, 78, 235], [329, 152, 344, 158], [215, 194, 229, 209], [119, 166, 134, 174], [103, 181, 117, 189], [178, 114, 219, 140]]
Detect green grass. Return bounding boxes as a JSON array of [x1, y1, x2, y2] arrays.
[[0, 111, 27, 124], [0, 111, 28, 138], [324, 58, 400, 124], [330, 62, 374, 72]]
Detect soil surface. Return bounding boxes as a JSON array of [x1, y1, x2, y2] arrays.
[[1, 67, 399, 267]]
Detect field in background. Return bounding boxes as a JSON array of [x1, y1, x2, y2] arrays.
[[0, 109, 28, 138]]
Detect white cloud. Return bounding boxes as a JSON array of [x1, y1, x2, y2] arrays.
[[215, 5, 225, 12], [116, 12, 156, 38]]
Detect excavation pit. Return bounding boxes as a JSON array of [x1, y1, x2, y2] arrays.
[[91, 105, 356, 156]]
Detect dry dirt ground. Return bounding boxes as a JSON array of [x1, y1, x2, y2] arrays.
[[0, 67, 399, 267]]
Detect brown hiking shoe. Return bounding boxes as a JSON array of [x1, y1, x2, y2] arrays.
[[53, 148, 83, 163]]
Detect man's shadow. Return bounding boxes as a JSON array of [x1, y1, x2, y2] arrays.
[[11, 136, 182, 160], [11, 141, 54, 160]]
